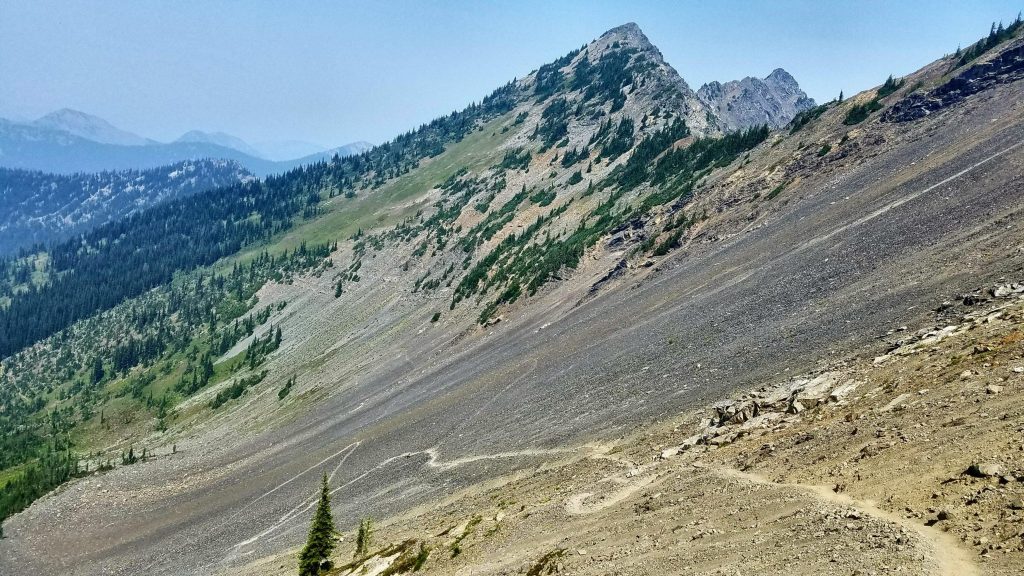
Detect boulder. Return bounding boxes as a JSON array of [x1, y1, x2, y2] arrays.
[[713, 399, 759, 426], [829, 380, 860, 404], [800, 373, 840, 398], [967, 462, 1003, 478], [738, 412, 785, 431], [991, 283, 1024, 298]]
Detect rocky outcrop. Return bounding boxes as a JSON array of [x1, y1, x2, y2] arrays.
[[697, 68, 816, 131], [660, 371, 860, 457], [884, 43, 1024, 122]]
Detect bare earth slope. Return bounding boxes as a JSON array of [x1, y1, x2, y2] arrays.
[[2, 26, 1024, 576], [240, 290, 1023, 576]]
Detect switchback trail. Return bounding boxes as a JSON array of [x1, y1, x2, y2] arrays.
[[708, 464, 980, 576]]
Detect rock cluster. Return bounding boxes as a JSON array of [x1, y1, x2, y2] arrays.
[[884, 43, 1024, 122], [661, 371, 859, 457]]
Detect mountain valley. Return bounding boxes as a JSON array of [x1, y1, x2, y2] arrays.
[[0, 17, 1022, 576]]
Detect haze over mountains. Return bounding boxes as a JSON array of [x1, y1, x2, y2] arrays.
[[0, 13, 1023, 576], [0, 109, 372, 176], [0, 159, 252, 256]]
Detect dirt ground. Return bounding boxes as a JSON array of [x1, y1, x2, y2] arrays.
[[243, 288, 1024, 576]]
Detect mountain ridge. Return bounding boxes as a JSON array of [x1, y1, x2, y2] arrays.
[[0, 111, 369, 176], [175, 130, 264, 158], [2, 19, 1022, 576], [0, 159, 252, 256], [697, 68, 816, 130], [32, 108, 153, 146]]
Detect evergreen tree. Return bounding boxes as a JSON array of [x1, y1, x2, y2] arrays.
[[354, 517, 374, 558], [299, 473, 336, 576], [90, 357, 105, 385]]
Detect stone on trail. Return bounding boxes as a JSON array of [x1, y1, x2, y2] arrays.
[[967, 462, 1004, 478]]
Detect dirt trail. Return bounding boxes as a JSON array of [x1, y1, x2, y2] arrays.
[[237, 295, 1024, 576], [563, 473, 658, 515], [709, 464, 981, 576]]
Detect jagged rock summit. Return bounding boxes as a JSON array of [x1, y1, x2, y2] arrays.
[[547, 22, 814, 136], [574, 22, 721, 135], [697, 68, 816, 130]]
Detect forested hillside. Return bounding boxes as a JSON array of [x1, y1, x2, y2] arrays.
[[0, 160, 251, 256], [0, 80, 519, 361], [0, 21, 817, 545]]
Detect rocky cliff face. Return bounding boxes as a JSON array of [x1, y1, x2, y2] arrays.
[[698, 68, 816, 130]]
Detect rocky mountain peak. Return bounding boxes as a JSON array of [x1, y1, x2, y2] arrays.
[[765, 67, 798, 86], [596, 22, 653, 49], [697, 69, 815, 131], [536, 22, 719, 136], [528, 23, 812, 137]]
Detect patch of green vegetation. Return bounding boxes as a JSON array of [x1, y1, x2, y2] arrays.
[[875, 74, 904, 98], [210, 370, 268, 409], [817, 143, 832, 157], [1, 244, 325, 525], [955, 15, 1022, 68], [450, 515, 482, 558], [526, 549, 566, 576], [533, 48, 580, 101], [595, 117, 635, 162], [533, 97, 574, 147], [843, 98, 884, 125], [234, 113, 517, 267], [788, 100, 835, 134], [766, 182, 787, 200], [496, 147, 531, 171], [461, 122, 769, 324], [572, 44, 648, 111], [559, 146, 590, 168], [529, 187, 557, 207], [278, 374, 296, 400], [376, 541, 430, 575]]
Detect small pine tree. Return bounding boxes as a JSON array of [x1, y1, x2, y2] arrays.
[[838, 90, 844, 103], [354, 517, 374, 558], [91, 356, 104, 384], [299, 473, 336, 576]]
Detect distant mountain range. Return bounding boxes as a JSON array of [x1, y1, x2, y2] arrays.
[[33, 108, 154, 146], [0, 109, 372, 177], [0, 159, 252, 255]]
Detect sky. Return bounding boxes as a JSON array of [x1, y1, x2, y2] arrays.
[[1, 0, 1021, 148]]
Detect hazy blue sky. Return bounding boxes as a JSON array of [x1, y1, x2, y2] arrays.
[[2, 1, 1020, 147]]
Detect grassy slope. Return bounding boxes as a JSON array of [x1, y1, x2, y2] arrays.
[[227, 114, 517, 269]]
